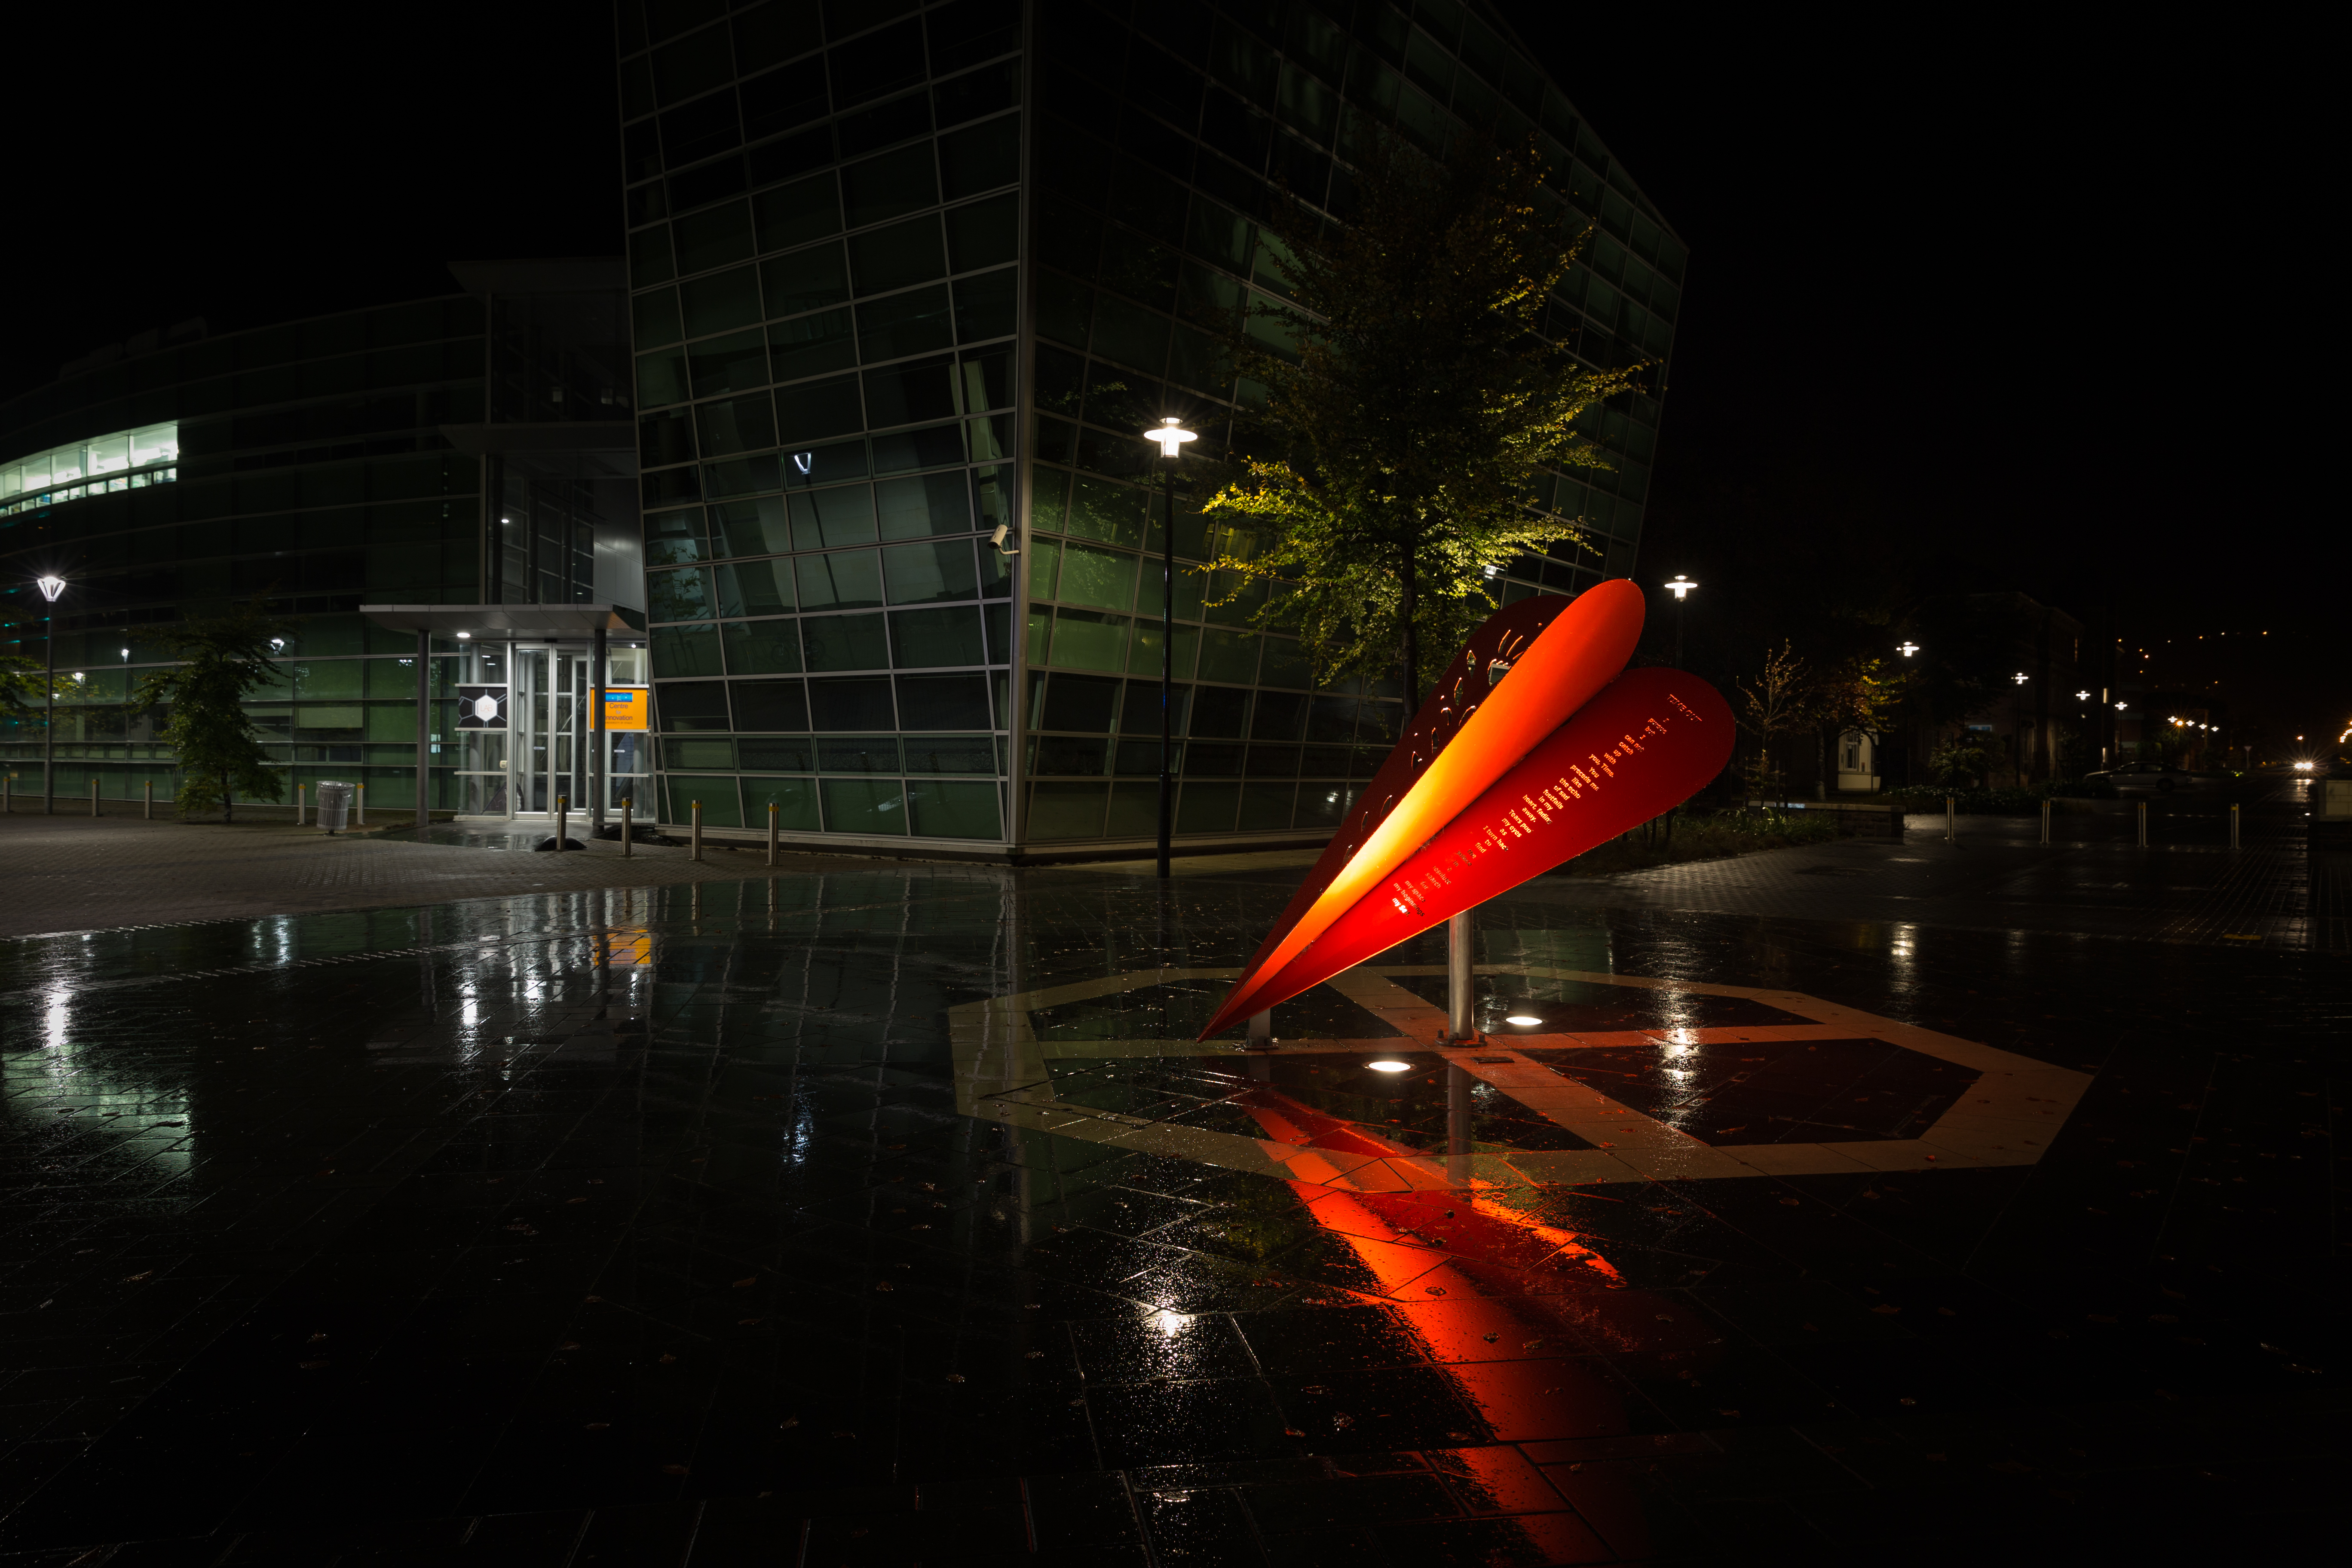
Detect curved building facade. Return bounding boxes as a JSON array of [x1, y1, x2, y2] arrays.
[[616, 0, 1678, 860], [0, 263, 642, 817]]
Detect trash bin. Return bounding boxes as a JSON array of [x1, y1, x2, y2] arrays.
[[315, 781, 354, 834]]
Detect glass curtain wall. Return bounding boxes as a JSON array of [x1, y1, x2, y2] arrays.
[[1014, 0, 1682, 845], [620, 0, 1023, 844], [616, 0, 1678, 852]]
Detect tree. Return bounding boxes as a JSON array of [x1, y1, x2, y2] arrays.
[[1736, 641, 1819, 796], [1199, 129, 1642, 707], [0, 656, 42, 719], [1810, 653, 1911, 787], [130, 603, 291, 822]]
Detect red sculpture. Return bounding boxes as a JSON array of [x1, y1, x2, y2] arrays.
[[1201, 582, 1732, 1038]]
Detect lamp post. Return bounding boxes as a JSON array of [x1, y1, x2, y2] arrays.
[[35, 575, 65, 815], [1663, 575, 1697, 666], [1143, 417, 1196, 879]]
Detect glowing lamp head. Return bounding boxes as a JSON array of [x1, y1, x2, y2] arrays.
[[456, 631, 472, 640], [1898, 641, 1920, 657], [36, 575, 66, 603], [1503, 1014, 1543, 1026], [2012, 672, 2029, 685], [1366, 1060, 1412, 1073], [1664, 575, 1697, 602], [2076, 690, 2090, 701], [1143, 417, 1197, 457]]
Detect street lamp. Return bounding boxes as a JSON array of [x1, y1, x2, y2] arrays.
[[1897, 642, 1920, 658], [1662, 576, 1697, 665], [2011, 672, 2029, 685], [1142, 417, 1196, 879], [34, 575, 65, 815], [2076, 690, 2090, 701]]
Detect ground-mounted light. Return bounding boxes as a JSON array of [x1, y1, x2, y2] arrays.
[[1503, 1014, 1543, 1026], [1366, 1060, 1412, 1073]]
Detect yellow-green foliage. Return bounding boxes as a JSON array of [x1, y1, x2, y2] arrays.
[[1200, 132, 1642, 695]]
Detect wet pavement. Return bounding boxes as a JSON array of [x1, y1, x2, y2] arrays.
[[1, 800, 2346, 1563]]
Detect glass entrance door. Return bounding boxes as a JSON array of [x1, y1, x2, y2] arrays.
[[511, 648, 588, 816]]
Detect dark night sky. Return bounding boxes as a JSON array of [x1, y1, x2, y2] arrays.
[[5, 4, 2335, 738]]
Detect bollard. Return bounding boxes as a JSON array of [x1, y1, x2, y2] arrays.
[[2229, 802, 2240, 850], [144, 780, 153, 820], [2040, 798, 2051, 845], [2136, 800, 2148, 848], [1945, 795, 1956, 843], [91, 778, 100, 818], [767, 801, 779, 867], [3, 775, 8, 814], [556, 794, 569, 852], [356, 781, 365, 826], [621, 796, 633, 858], [1246, 1009, 1273, 1049], [691, 801, 703, 862], [297, 782, 306, 825]]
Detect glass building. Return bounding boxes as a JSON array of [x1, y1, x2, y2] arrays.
[[617, 0, 1680, 858], [0, 265, 643, 818]]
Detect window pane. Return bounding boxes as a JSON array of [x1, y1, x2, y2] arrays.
[[788, 485, 877, 549], [821, 776, 909, 834], [730, 677, 809, 731], [694, 392, 776, 457], [769, 308, 855, 382], [906, 778, 1001, 838], [841, 141, 939, 227], [752, 171, 842, 252], [802, 612, 891, 671], [674, 199, 754, 274], [648, 566, 715, 622], [742, 739, 815, 771], [637, 346, 690, 407], [722, 617, 804, 674], [939, 116, 1020, 199], [890, 605, 987, 668], [953, 268, 1017, 343], [896, 675, 992, 732], [632, 288, 684, 348], [688, 330, 768, 398], [760, 242, 850, 315], [644, 506, 707, 567], [1028, 781, 1107, 840], [856, 285, 955, 362], [861, 355, 958, 426], [717, 557, 794, 616], [656, 680, 730, 731], [902, 731, 997, 772], [882, 539, 978, 605], [709, 496, 789, 557], [742, 775, 821, 829], [775, 372, 864, 444], [1057, 542, 1137, 611], [848, 215, 948, 296], [808, 675, 896, 729], [681, 266, 763, 337], [875, 472, 972, 539]]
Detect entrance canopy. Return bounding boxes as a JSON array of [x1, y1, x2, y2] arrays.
[[360, 603, 646, 640]]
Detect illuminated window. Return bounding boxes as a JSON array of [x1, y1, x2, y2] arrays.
[[0, 423, 178, 514]]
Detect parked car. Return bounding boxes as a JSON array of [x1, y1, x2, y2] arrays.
[[2081, 762, 2225, 796]]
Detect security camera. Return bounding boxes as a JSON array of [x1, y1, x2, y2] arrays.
[[989, 523, 1019, 555]]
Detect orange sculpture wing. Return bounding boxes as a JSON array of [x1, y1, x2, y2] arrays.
[[1220, 669, 1735, 1025], [1201, 580, 1646, 1038]]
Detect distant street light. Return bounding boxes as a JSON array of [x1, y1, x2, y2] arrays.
[[1662, 576, 1697, 665], [1142, 416, 1196, 880], [2012, 672, 2029, 685], [34, 574, 66, 816], [2076, 689, 2090, 701], [1897, 642, 1920, 658]]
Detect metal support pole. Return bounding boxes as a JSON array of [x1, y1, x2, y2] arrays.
[[1944, 795, 1956, 843], [555, 794, 568, 851], [144, 780, 153, 820], [43, 610, 55, 815], [2136, 800, 2147, 848], [356, 782, 365, 826], [767, 801, 779, 866], [413, 629, 430, 832], [2040, 797, 2051, 845], [2229, 802, 2239, 850], [3, 774, 9, 813], [590, 625, 608, 831], [1156, 453, 1176, 879], [1446, 1063, 1473, 1186], [89, 778, 100, 818], [621, 796, 633, 858], [296, 782, 306, 826], [1447, 908, 1475, 1043], [690, 801, 703, 862]]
